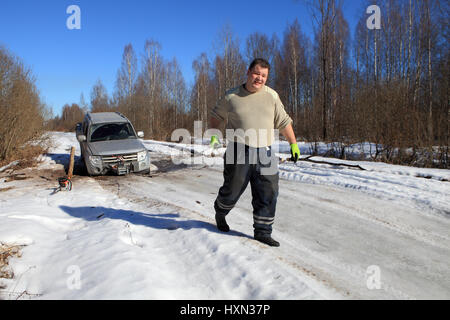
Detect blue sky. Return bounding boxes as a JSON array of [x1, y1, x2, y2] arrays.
[[0, 0, 365, 116]]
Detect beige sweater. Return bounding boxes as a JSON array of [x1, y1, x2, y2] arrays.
[[211, 84, 292, 147]]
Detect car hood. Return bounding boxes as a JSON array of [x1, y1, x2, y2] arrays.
[[88, 139, 146, 156]]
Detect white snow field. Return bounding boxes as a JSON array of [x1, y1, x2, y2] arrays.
[[0, 132, 449, 300]]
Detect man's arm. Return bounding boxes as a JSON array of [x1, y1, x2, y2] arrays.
[[280, 123, 297, 144]]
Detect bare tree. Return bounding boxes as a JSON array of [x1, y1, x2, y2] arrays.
[[213, 25, 246, 97], [275, 20, 310, 131], [0, 46, 46, 162], [308, 0, 341, 141], [116, 44, 137, 99], [192, 53, 213, 128], [115, 43, 138, 123], [60, 103, 84, 131], [141, 39, 163, 137], [166, 58, 187, 130], [90, 79, 110, 112]]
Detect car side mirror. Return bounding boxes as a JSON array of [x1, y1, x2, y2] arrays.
[[137, 131, 144, 138], [77, 135, 86, 142]]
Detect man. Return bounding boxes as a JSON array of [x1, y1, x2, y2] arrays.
[[209, 58, 300, 247]]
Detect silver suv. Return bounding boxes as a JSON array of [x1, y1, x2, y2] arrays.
[[76, 112, 150, 176]]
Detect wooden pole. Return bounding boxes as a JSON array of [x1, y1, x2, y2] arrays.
[[68, 146, 75, 179]]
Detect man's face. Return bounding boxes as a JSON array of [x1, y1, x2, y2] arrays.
[[246, 64, 268, 92]]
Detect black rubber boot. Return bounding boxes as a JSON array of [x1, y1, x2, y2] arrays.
[[215, 213, 230, 232], [254, 235, 280, 247]]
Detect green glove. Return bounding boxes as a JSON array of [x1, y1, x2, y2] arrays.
[[290, 143, 300, 163], [210, 135, 220, 149]]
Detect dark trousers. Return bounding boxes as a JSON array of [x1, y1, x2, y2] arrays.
[[214, 143, 279, 237]]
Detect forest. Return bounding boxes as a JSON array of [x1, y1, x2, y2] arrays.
[[1, 0, 448, 168]]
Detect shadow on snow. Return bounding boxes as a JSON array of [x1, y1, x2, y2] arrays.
[[59, 205, 251, 239]]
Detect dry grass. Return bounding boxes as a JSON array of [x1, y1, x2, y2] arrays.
[[0, 131, 53, 170], [0, 243, 43, 300], [0, 243, 24, 299], [0, 144, 48, 171], [0, 243, 24, 280], [0, 187, 15, 192]]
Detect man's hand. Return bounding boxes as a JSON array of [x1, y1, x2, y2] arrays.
[[210, 135, 220, 149], [280, 124, 299, 162], [290, 143, 300, 163]]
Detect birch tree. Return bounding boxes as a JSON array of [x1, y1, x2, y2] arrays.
[[141, 39, 163, 137], [192, 53, 213, 127], [213, 25, 246, 97], [115, 43, 138, 123]]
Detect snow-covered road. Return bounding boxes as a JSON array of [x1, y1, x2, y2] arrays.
[[0, 132, 449, 299], [98, 163, 449, 299]]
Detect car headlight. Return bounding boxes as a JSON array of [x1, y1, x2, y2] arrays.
[[137, 150, 147, 162], [89, 156, 102, 166]]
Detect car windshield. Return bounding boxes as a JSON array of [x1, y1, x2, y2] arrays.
[[89, 123, 136, 142]]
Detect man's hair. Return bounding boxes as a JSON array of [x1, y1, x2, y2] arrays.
[[248, 58, 270, 72]]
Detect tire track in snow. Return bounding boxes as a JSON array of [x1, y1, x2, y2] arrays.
[[91, 170, 366, 299], [83, 165, 450, 299], [279, 163, 450, 217], [92, 171, 343, 299], [291, 188, 450, 251], [276, 180, 450, 300]]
